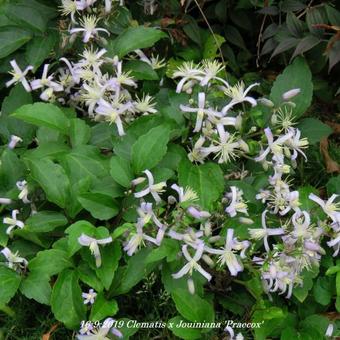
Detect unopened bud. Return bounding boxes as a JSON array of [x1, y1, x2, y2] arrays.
[[282, 88, 300, 100], [187, 278, 195, 295]]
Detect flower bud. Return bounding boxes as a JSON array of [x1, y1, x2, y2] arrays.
[[282, 88, 300, 100], [239, 217, 254, 225], [187, 278, 195, 295]]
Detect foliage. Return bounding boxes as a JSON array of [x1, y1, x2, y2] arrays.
[[0, 1, 339, 340]]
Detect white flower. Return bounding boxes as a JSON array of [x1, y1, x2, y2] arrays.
[[222, 81, 259, 113], [254, 127, 293, 163], [82, 289, 97, 304], [1, 247, 28, 270], [284, 128, 309, 161], [224, 326, 244, 340], [80, 82, 107, 114], [180, 92, 215, 132], [291, 210, 312, 239], [78, 47, 107, 71], [309, 193, 340, 224], [123, 222, 158, 256], [282, 88, 300, 100], [95, 97, 133, 136], [4, 210, 24, 235], [70, 15, 109, 43], [78, 234, 112, 267], [200, 60, 227, 87], [172, 61, 204, 93], [134, 94, 157, 115], [327, 231, 340, 257], [206, 229, 247, 276], [172, 243, 212, 282], [16, 180, 30, 204], [225, 186, 248, 217], [30, 64, 63, 101], [8, 135, 22, 149], [134, 170, 166, 204], [6, 60, 33, 92], [188, 136, 209, 164], [171, 184, 198, 203], [202, 124, 242, 164], [248, 210, 284, 252]]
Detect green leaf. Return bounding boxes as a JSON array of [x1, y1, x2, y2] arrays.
[[69, 118, 91, 147], [3, 3, 49, 32], [12, 103, 70, 133], [110, 155, 133, 187], [327, 176, 340, 196], [51, 269, 86, 329], [171, 289, 215, 323], [111, 27, 167, 58], [95, 242, 121, 290], [291, 35, 320, 60], [178, 159, 224, 209], [25, 32, 58, 70], [25, 211, 68, 233], [146, 239, 180, 263], [293, 266, 319, 302], [167, 316, 202, 339], [20, 272, 51, 305], [124, 60, 159, 80], [28, 249, 73, 277], [114, 248, 158, 295], [270, 57, 313, 118], [131, 125, 171, 174], [313, 277, 332, 305], [297, 118, 333, 145], [90, 293, 118, 321], [203, 34, 226, 59], [0, 28, 32, 58], [26, 158, 70, 208], [0, 266, 21, 307], [78, 193, 119, 220], [77, 264, 104, 293], [65, 220, 96, 257]]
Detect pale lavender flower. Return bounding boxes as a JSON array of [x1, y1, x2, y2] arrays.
[[82, 289, 97, 304], [16, 180, 30, 204], [248, 210, 285, 252], [4, 210, 24, 235], [225, 186, 248, 217], [8, 135, 22, 149], [134, 170, 166, 204], [78, 234, 112, 267], [70, 15, 109, 43], [205, 229, 246, 276], [187, 206, 211, 219], [254, 127, 293, 163], [172, 61, 204, 93], [172, 243, 212, 281], [1, 247, 28, 270]]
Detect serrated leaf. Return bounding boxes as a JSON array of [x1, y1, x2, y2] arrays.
[[0, 266, 21, 307], [26, 158, 70, 208], [131, 125, 171, 174], [110, 156, 133, 187], [69, 118, 91, 147], [203, 34, 226, 59], [0, 28, 32, 58], [297, 118, 333, 144], [78, 193, 119, 220], [270, 57, 313, 118], [51, 269, 86, 329], [178, 160, 224, 209], [20, 272, 51, 305], [171, 289, 215, 323], [25, 211, 68, 233], [28, 249, 73, 277], [124, 60, 159, 80], [110, 27, 167, 58], [90, 293, 118, 321], [291, 35, 320, 60], [12, 103, 70, 133]]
